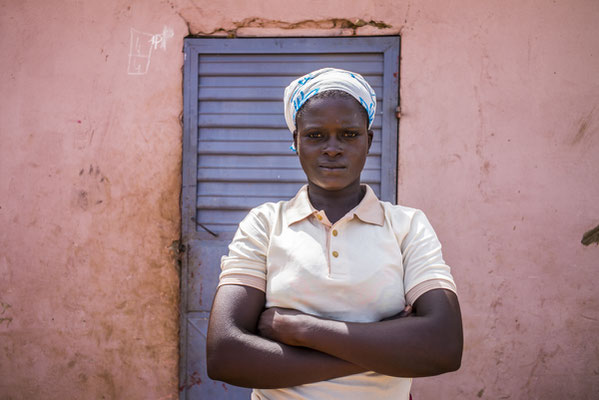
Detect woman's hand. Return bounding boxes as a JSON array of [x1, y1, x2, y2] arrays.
[[258, 304, 414, 346], [382, 304, 413, 321], [258, 307, 308, 346]]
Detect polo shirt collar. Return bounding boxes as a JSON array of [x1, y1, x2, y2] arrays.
[[284, 184, 384, 226], [284, 185, 315, 225], [353, 185, 385, 226]]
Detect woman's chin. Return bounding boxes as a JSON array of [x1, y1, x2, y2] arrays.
[[310, 179, 358, 193]]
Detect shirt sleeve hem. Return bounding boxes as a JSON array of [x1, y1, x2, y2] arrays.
[[218, 274, 266, 293], [406, 278, 457, 305]]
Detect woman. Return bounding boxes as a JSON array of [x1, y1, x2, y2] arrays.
[[207, 68, 463, 399]]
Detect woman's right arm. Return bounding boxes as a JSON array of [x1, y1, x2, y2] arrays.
[[206, 284, 365, 389]]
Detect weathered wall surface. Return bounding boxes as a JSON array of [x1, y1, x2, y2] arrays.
[[0, 0, 597, 399], [395, 1, 599, 398], [0, 1, 186, 398]]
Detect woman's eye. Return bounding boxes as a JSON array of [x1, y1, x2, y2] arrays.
[[307, 132, 323, 138], [344, 131, 359, 138]]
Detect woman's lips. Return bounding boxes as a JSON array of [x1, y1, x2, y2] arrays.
[[319, 165, 346, 170]]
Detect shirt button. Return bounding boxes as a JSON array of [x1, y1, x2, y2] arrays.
[[317, 215, 323, 221], [332, 230, 338, 236], [332, 251, 339, 258]]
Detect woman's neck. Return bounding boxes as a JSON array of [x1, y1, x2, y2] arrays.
[[307, 180, 366, 224]]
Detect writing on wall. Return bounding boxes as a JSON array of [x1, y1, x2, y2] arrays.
[[127, 26, 174, 75]]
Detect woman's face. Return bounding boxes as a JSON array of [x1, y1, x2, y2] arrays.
[[294, 95, 373, 192]]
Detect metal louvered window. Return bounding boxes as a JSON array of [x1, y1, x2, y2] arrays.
[[180, 37, 400, 400]]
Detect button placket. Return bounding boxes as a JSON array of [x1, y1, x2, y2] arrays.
[[331, 228, 339, 258], [329, 221, 343, 275], [315, 212, 334, 275]]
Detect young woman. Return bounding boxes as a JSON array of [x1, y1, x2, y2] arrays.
[[207, 68, 463, 399]]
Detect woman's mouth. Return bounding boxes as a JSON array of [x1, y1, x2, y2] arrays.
[[319, 165, 346, 171]]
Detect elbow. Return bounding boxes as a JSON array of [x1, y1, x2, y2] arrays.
[[419, 351, 461, 377], [447, 327, 464, 372], [414, 333, 462, 376], [206, 344, 223, 381], [206, 345, 232, 383], [206, 339, 232, 382], [442, 350, 462, 373], [206, 337, 250, 386], [207, 363, 227, 383], [451, 343, 463, 371], [435, 341, 463, 374], [434, 315, 463, 374], [206, 357, 222, 382]]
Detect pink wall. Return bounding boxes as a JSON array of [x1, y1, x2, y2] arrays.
[[1, 0, 597, 399]]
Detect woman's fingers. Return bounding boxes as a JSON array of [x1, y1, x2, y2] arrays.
[[399, 304, 413, 317], [381, 304, 413, 321], [258, 307, 307, 346]]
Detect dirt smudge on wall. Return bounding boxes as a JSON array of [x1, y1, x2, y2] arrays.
[[581, 224, 599, 246]]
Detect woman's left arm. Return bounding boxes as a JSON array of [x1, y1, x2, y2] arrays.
[[258, 288, 462, 378]]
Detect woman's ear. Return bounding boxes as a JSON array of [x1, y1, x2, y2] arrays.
[[293, 131, 298, 154], [367, 130, 373, 152]]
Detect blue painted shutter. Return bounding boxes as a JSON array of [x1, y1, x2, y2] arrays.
[[180, 37, 399, 399], [196, 54, 388, 234]]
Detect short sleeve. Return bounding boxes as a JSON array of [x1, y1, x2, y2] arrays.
[[218, 209, 271, 292], [401, 210, 457, 304]]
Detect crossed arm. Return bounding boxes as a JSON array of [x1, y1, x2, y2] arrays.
[[206, 284, 463, 389]]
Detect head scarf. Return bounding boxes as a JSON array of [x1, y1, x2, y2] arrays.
[[283, 67, 377, 134]]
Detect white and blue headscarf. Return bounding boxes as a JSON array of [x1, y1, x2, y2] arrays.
[[283, 67, 377, 134]]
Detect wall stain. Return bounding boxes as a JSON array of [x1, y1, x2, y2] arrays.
[[581, 224, 599, 246], [168, 239, 185, 276], [522, 345, 562, 395], [571, 106, 596, 145], [97, 371, 117, 399], [572, 120, 588, 145], [77, 190, 89, 210], [183, 17, 393, 37], [0, 301, 12, 328], [472, 85, 493, 202], [482, 160, 491, 175], [100, 321, 114, 341], [180, 371, 202, 391], [73, 164, 111, 212], [0, 301, 11, 314]]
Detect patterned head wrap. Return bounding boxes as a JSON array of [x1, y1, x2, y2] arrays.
[[283, 67, 377, 133]]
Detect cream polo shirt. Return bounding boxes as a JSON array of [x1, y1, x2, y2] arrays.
[[219, 185, 457, 400]]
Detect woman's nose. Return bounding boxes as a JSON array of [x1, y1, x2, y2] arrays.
[[323, 136, 342, 156]]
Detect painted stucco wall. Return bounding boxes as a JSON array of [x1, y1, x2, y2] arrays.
[[1, 1, 597, 399]]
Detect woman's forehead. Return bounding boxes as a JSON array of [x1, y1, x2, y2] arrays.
[[297, 95, 368, 126]]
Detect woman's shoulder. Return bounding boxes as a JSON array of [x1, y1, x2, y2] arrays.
[[378, 199, 425, 219], [242, 199, 289, 226], [377, 200, 438, 237], [249, 196, 294, 214]]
